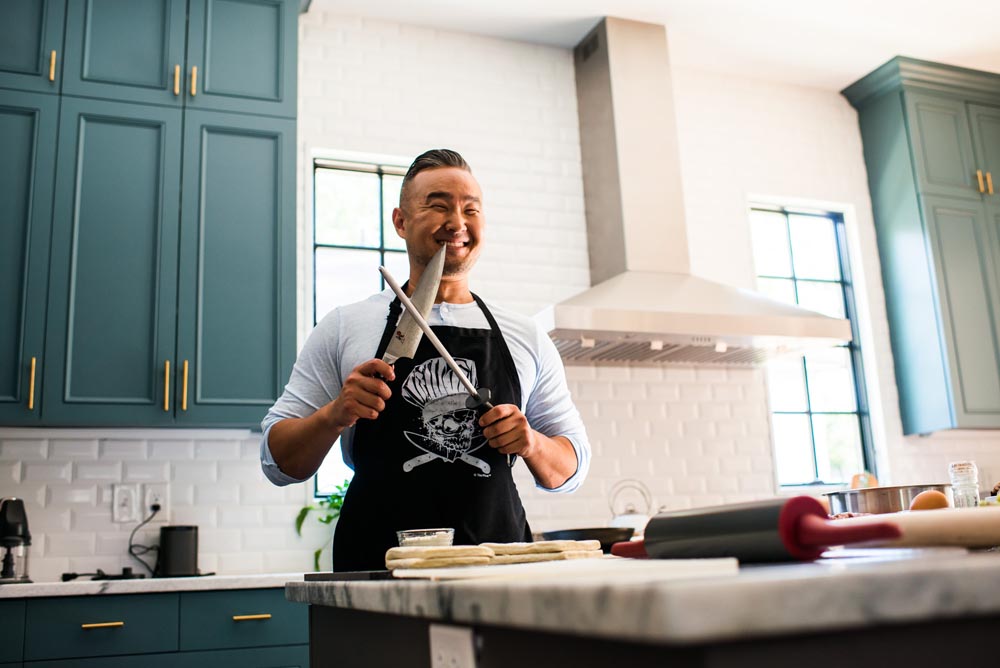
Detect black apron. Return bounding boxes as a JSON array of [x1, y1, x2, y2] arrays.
[[332, 293, 531, 572]]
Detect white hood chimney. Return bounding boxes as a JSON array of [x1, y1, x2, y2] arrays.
[[537, 17, 851, 365]]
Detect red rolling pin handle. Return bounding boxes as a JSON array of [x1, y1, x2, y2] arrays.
[[611, 540, 648, 558], [778, 496, 902, 559]]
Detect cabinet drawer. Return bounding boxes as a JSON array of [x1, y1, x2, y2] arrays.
[[0, 599, 25, 662], [180, 588, 307, 651], [24, 594, 179, 661]]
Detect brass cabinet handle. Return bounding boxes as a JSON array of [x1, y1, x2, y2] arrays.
[[233, 614, 272, 622], [49, 50, 56, 81], [977, 169, 986, 193], [190, 66, 198, 96], [28, 357, 37, 410], [182, 359, 189, 411], [163, 360, 170, 411], [82, 621, 124, 630], [173, 64, 180, 95], [989, 172, 995, 195]]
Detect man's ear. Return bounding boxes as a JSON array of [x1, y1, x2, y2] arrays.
[[391, 207, 406, 238]]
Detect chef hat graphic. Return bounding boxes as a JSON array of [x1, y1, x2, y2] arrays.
[[402, 357, 478, 418]]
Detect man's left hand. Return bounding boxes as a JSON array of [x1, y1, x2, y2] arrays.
[[479, 404, 538, 458]]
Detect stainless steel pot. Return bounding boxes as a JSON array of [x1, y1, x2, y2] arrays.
[[824, 484, 952, 514]]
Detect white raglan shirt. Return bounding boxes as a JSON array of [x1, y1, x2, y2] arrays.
[[259, 289, 590, 493]]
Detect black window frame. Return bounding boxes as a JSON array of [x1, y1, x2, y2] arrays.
[[751, 205, 877, 486]]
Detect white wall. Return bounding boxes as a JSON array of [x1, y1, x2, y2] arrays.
[[5, 11, 999, 582]]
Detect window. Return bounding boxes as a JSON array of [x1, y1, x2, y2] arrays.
[[749, 206, 875, 486], [312, 158, 408, 495]]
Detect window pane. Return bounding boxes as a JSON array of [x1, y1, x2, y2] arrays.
[[805, 347, 857, 412], [382, 250, 409, 289], [315, 169, 381, 247], [795, 280, 845, 318], [757, 277, 796, 305], [382, 174, 406, 251], [316, 439, 354, 495], [750, 210, 792, 277], [812, 414, 863, 484], [315, 248, 382, 321], [771, 414, 815, 485], [766, 357, 808, 412], [789, 214, 841, 280]]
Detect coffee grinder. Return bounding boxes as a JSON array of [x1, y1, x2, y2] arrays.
[[0, 498, 32, 584]]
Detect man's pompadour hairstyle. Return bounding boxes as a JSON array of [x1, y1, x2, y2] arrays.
[[399, 149, 471, 205]]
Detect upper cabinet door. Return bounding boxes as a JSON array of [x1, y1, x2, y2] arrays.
[[0, 91, 59, 425], [906, 92, 982, 201], [969, 104, 1000, 201], [175, 110, 295, 427], [0, 0, 67, 94], [62, 0, 187, 106], [185, 0, 297, 117], [44, 97, 182, 426]]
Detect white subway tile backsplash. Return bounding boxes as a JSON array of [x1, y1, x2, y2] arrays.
[[194, 482, 240, 505], [48, 484, 98, 506], [23, 462, 71, 483], [195, 440, 241, 461], [219, 506, 264, 528], [219, 461, 263, 482], [47, 533, 96, 557], [218, 552, 264, 574], [199, 529, 244, 553], [172, 462, 218, 483], [100, 440, 148, 460], [150, 439, 193, 460], [94, 532, 131, 556], [0, 461, 21, 483], [49, 439, 99, 460], [2, 439, 47, 460], [172, 506, 217, 527], [123, 462, 169, 482], [74, 461, 122, 482]]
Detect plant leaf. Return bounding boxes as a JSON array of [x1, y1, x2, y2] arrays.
[[295, 506, 312, 536], [313, 548, 323, 572]]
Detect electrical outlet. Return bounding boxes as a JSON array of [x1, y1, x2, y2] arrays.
[[429, 624, 477, 668], [142, 482, 170, 523], [111, 483, 140, 523]]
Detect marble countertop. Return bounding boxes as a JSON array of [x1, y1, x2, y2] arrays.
[[285, 548, 1000, 644], [0, 572, 305, 598]]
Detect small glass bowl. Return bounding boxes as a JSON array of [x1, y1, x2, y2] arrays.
[[396, 528, 455, 547]]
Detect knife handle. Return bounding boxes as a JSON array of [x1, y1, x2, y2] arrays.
[[466, 389, 517, 468]]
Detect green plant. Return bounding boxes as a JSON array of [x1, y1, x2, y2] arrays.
[[295, 479, 350, 571]]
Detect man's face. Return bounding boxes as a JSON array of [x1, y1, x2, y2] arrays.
[[392, 167, 484, 277]]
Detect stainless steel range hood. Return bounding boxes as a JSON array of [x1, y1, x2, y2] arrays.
[[537, 17, 851, 366]]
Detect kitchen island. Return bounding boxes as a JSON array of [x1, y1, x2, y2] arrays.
[[285, 549, 999, 667]]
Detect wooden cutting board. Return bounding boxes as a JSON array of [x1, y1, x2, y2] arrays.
[[829, 506, 1000, 548], [391, 555, 738, 581]]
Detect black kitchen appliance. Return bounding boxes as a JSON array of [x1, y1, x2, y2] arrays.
[[0, 497, 31, 583], [155, 525, 199, 577]]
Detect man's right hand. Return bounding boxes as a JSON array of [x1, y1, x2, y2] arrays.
[[327, 359, 396, 428]]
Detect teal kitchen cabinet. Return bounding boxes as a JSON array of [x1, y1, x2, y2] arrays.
[[179, 589, 307, 650], [0, 90, 59, 424], [174, 110, 296, 426], [0, 0, 66, 94], [43, 96, 182, 427], [844, 58, 1000, 434], [185, 0, 298, 117], [61, 0, 188, 107], [0, 600, 25, 663], [58, 0, 297, 117]]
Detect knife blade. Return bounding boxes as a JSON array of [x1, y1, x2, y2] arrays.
[[379, 264, 517, 468], [382, 244, 446, 365]]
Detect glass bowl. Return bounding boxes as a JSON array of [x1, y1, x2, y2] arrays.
[[396, 528, 454, 547]]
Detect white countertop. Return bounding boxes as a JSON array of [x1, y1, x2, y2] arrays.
[[0, 572, 305, 598], [285, 548, 1000, 644]]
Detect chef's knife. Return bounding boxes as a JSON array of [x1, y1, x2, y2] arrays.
[[382, 244, 446, 365], [379, 265, 517, 468]]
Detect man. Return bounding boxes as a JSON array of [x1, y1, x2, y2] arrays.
[[261, 149, 590, 571]]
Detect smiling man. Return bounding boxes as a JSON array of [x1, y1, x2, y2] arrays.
[[260, 149, 590, 572]]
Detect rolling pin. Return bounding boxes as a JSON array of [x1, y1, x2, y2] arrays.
[[828, 506, 1000, 548], [635, 496, 901, 563]]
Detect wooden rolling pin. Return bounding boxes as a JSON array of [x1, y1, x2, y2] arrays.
[[829, 506, 1000, 548]]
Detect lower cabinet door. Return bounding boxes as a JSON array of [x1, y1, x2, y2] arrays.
[[24, 593, 179, 661], [26, 655, 176, 668], [180, 644, 309, 668], [0, 599, 25, 662], [179, 589, 308, 651]]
